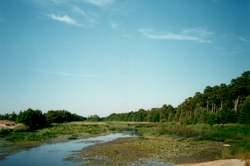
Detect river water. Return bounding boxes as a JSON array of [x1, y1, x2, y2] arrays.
[[0, 133, 173, 166]]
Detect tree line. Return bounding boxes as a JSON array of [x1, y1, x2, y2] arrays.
[[0, 109, 86, 130], [106, 71, 250, 125]]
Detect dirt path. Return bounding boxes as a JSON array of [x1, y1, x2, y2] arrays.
[[173, 159, 246, 166]]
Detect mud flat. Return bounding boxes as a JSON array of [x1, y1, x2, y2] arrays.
[[173, 159, 246, 166], [65, 137, 224, 165]]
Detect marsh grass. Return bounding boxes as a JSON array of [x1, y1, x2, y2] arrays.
[[0, 128, 11, 136], [138, 123, 250, 161], [66, 137, 223, 165], [221, 147, 232, 158], [4, 123, 107, 142], [140, 123, 249, 142]]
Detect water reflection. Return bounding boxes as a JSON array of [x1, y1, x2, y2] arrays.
[[0, 133, 135, 166]]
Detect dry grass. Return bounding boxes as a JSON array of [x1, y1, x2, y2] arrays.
[[65, 122, 108, 125], [0, 120, 15, 125]]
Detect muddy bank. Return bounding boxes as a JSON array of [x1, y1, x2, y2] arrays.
[[64, 137, 224, 165], [173, 159, 246, 166]]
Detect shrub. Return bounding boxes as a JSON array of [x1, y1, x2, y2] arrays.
[[0, 128, 11, 135], [16, 108, 46, 131], [208, 113, 216, 127], [238, 96, 250, 124], [152, 113, 160, 122], [160, 119, 167, 123], [168, 113, 174, 122]]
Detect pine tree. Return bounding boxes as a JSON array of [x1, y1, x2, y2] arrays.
[[238, 95, 250, 124]]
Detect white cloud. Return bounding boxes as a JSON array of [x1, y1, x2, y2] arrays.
[[74, 6, 86, 16], [138, 28, 213, 43], [124, 34, 132, 38], [238, 37, 250, 43], [74, 6, 98, 24], [229, 50, 243, 55], [48, 14, 81, 26], [84, 0, 114, 7], [110, 22, 120, 29], [32, 68, 98, 77]]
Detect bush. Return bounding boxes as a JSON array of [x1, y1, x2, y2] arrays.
[[16, 108, 46, 131], [168, 113, 174, 122], [238, 96, 250, 124], [226, 109, 237, 123], [152, 113, 160, 122], [208, 113, 216, 127], [160, 119, 167, 123], [0, 128, 11, 135]]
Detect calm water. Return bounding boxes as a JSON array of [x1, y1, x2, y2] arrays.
[[0, 133, 173, 166]]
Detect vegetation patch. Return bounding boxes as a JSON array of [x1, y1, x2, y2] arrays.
[[0, 123, 108, 161], [65, 137, 224, 165]]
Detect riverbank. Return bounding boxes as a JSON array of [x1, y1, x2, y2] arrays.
[[0, 122, 109, 161], [173, 159, 246, 166], [1, 122, 249, 165]]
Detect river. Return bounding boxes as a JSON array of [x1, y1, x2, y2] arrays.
[[0, 133, 137, 166], [0, 132, 174, 166]]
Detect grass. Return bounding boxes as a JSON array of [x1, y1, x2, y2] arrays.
[[65, 135, 224, 165], [0, 128, 11, 136], [1, 121, 250, 165], [4, 123, 108, 142], [0, 122, 109, 161]]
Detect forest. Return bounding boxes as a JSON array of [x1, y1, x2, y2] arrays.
[[1, 71, 249, 127], [0, 109, 86, 130], [106, 71, 250, 125]]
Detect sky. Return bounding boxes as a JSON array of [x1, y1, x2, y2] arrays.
[[0, 0, 250, 117]]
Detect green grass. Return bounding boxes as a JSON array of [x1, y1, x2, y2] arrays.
[[4, 123, 108, 142], [1, 121, 250, 164], [138, 123, 250, 160], [0, 128, 11, 136]]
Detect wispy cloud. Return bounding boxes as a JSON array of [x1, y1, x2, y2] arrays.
[[74, 6, 98, 24], [238, 37, 250, 43], [123, 34, 132, 38], [138, 28, 213, 43], [47, 14, 82, 26], [74, 6, 86, 16], [31, 68, 98, 77], [229, 50, 243, 55], [84, 0, 115, 7], [110, 22, 120, 29]]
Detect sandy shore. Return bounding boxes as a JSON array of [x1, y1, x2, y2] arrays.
[[173, 159, 246, 166]]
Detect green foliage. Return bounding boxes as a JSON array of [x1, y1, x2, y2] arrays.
[[168, 113, 174, 122], [221, 146, 232, 159], [5, 124, 107, 142], [0, 128, 11, 136], [238, 95, 250, 124], [45, 110, 86, 124], [152, 112, 160, 122], [216, 109, 227, 124], [192, 116, 197, 125], [0, 111, 18, 121], [86, 114, 101, 122], [159, 119, 167, 123], [207, 113, 216, 127], [16, 108, 46, 130], [226, 109, 237, 123]]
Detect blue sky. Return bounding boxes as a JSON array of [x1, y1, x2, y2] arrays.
[[0, 0, 249, 117]]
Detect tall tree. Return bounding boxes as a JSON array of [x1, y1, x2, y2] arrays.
[[216, 83, 228, 109], [204, 86, 213, 112], [229, 71, 250, 112]]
